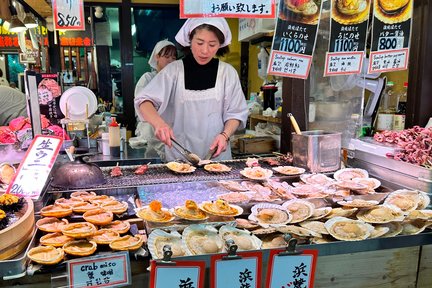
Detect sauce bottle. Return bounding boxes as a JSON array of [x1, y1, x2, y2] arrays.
[[108, 118, 120, 157]]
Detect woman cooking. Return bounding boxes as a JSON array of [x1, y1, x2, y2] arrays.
[[135, 18, 248, 162]]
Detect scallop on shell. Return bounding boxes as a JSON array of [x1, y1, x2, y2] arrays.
[[324, 216, 374, 241], [384, 190, 421, 212], [357, 205, 406, 224], [240, 167, 273, 180], [352, 177, 381, 190], [333, 168, 369, 181], [219, 225, 262, 251], [299, 220, 329, 235], [308, 207, 332, 220], [282, 199, 315, 223], [369, 226, 390, 238], [325, 207, 358, 219], [261, 233, 288, 249], [377, 222, 403, 237], [182, 224, 224, 255], [248, 203, 292, 227], [272, 166, 305, 176], [337, 199, 379, 208], [276, 225, 322, 238], [417, 191, 431, 210], [401, 219, 432, 235], [148, 230, 187, 259], [300, 173, 334, 186], [407, 210, 432, 220]]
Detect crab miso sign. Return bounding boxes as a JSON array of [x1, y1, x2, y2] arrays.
[[324, 0, 372, 76], [52, 0, 85, 30], [180, 0, 276, 18], [265, 249, 318, 288], [268, 0, 323, 79], [368, 0, 413, 73]]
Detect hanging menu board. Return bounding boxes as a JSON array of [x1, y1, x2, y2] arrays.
[[324, 0, 371, 76], [368, 0, 413, 74], [52, 0, 86, 31], [268, 0, 323, 79]]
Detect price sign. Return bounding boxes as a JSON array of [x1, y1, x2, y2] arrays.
[[268, 51, 312, 79], [67, 252, 131, 288], [180, 0, 275, 19], [149, 260, 206, 288], [265, 249, 318, 288], [6, 135, 62, 199], [368, 0, 413, 73], [324, 51, 363, 76], [268, 0, 323, 79], [210, 251, 262, 288], [52, 0, 85, 30]]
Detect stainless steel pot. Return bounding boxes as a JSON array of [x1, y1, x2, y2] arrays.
[[50, 155, 106, 189]]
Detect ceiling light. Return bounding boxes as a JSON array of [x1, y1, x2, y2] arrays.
[[8, 15, 27, 33], [23, 13, 37, 28]]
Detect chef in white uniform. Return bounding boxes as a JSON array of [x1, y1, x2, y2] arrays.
[[134, 40, 177, 158], [135, 18, 248, 162]]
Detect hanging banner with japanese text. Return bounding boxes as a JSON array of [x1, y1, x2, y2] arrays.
[[6, 135, 63, 199], [265, 249, 318, 288], [368, 0, 413, 74], [52, 0, 86, 31], [210, 251, 262, 288], [324, 0, 371, 76], [268, 0, 323, 79], [150, 260, 206, 288], [180, 0, 276, 18], [67, 252, 131, 288]]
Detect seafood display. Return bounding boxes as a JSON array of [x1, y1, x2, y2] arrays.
[[173, 200, 208, 221], [240, 167, 273, 180], [166, 161, 196, 173], [203, 163, 232, 173], [332, 0, 370, 25], [136, 200, 175, 223]]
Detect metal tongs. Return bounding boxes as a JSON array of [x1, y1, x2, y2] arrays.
[[170, 137, 201, 166]]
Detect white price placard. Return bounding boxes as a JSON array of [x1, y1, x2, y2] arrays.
[[150, 260, 206, 288], [368, 48, 409, 74], [67, 252, 130, 288], [268, 51, 312, 79], [324, 52, 364, 76], [52, 0, 85, 30], [180, 0, 275, 18], [6, 135, 62, 199], [266, 249, 318, 288]]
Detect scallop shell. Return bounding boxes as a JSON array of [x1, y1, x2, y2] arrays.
[[219, 180, 249, 192], [417, 191, 431, 210], [300, 173, 334, 186], [378, 222, 403, 237], [235, 218, 259, 230], [240, 167, 273, 180], [352, 177, 381, 190], [384, 191, 420, 212], [299, 220, 329, 235], [325, 216, 374, 241], [357, 205, 406, 224], [217, 192, 253, 204], [261, 233, 287, 249], [407, 210, 432, 220], [369, 226, 390, 238], [276, 225, 322, 238], [250, 227, 278, 235], [148, 229, 187, 259], [308, 207, 332, 220], [199, 200, 243, 217], [333, 168, 369, 181], [166, 162, 196, 174], [182, 224, 224, 255], [282, 199, 315, 223], [291, 184, 326, 198], [203, 163, 231, 173], [337, 199, 379, 208], [248, 203, 292, 227], [401, 219, 432, 235], [325, 207, 358, 219], [136, 206, 175, 223], [272, 166, 305, 176], [310, 237, 334, 244], [219, 225, 262, 251], [335, 180, 368, 191], [174, 201, 209, 221]]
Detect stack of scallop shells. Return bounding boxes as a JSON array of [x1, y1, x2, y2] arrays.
[[27, 191, 143, 265]]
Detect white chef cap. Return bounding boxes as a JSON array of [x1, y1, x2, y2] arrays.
[[175, 18, 232, 48], [148, 39, 176, 70]]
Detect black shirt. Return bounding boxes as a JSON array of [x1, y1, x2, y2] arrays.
[[183, 54, 219, 90]]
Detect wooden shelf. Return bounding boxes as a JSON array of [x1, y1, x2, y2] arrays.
[[249, 114, 281, 130]]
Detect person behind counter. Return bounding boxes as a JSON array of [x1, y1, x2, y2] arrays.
[[135, 18, 248, 161], [134, 40, 177, 158], [0, 85, 28, 126]]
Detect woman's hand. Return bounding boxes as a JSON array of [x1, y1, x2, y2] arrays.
[[209, 133, 229, 158], [154, 121, 174, 147]]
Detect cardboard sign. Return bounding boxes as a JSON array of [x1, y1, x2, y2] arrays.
[[53, 0, 85, 30], [324, 0, 371, 76], [67, 252, 131, 288], [150, 260, 206, 288], [265, 249, 318, 288], [180, 0, 276, 19], [368, 0, 413, 73], [210, 251, 263, 288], [268, 0, 323, 79], [6, 135, 63, 199]]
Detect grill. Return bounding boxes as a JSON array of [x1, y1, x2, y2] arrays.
[[46, 159, 292, 193]]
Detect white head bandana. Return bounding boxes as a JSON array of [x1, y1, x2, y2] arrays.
[[148, 39, 175, 70], [175, 18, 232, 48]]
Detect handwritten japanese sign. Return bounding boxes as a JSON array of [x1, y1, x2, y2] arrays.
[[180, 0, 276, 19], [67, 252, 130, 288], [269, 0, 323, 79], [368, 0, 413, 73], [324, 0, 371, 76], [265, 249, 318, 288], [6, 135, 62, 199], [210, 251, 262, 288], [150, 260, 206, 288], [52, 0, 85, 30]]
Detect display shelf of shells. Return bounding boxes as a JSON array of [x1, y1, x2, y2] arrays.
[[27, 191, 146, 267]]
